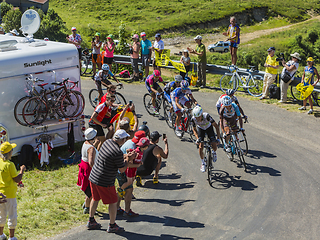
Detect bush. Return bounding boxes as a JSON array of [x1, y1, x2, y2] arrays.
[[0, 2, 12, 18], [2, 9, 22, 34]]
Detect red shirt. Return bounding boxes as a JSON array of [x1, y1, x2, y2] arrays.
[[90, 102, 111, 123]]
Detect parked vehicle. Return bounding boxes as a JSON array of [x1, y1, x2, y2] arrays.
[[208, 41, 230, 53], [0, 34, 85, 156]]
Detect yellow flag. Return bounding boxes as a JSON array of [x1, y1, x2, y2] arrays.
[[154, 49, 171, 67], [169, 58, 186, 73]]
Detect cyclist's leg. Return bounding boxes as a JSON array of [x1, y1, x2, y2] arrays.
[[197, 127, 205, 159], [95, 80, 103, 101], [207, 126, 218, 151]]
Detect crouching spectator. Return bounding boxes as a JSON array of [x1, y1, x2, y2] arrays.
[[0, 142, 26, 240]]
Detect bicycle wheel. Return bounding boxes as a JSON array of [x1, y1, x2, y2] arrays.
[[14, 96, 31, 126], [60, 91, 80, 118], [22, 97, 47, 126], [86, 58, 93, 75], [227, 138, 234, 161], [312, 91, 320, 106], [115, 92, 127, 105], [235, 138, 247, 171], [206, 146, 214, 183], [89, 89, 100, 108], [290, 85, 303, 102], [112, 60, 118, 74], [220, 74, 238, 93], [143, 93, 154, 115], [80, 56, 88, 76], [187, 121, 196, 143], [238, 131, 248, 156], [247, 75, 263, 97], [163, 101, 174, 128], [72, 90, 85, 117]]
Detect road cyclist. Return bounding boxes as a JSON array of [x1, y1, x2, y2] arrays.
[[145, 70, 166, 115], [219, 96, 244, 153], [94, 64, 122, 101], [163, 75, 183, 121], [170, 80, 198, 137], [191, 106, 220, 173]]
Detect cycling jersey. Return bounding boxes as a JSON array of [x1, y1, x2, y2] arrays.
[[163, 81, 177, 93], [191, 112, 215, 130], [303, 66, 316, 86], [216, 94, 239, 108], [94, 69, 114, 82], [145, 74, 163, 88], [170, 87, 192, 100], [89, 102, 112, 124], [220, 102, 240, 119], [228, 24, 240, 44]]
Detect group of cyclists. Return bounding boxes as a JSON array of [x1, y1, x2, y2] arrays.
[[90, 62, 247, 172]]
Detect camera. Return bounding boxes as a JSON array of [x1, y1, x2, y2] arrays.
[[92, 37, 95, 42], [276, 53, 285, 62], [129, 48, 133, 54]]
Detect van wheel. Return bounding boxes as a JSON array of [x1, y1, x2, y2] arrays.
[[209, 49, 214, 52], [224, 49, 229, 53]]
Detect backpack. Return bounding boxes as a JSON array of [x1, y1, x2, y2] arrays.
[[119, 70, 130, 78], [18, 144, 34, 168], [269, 84, 280, 99]]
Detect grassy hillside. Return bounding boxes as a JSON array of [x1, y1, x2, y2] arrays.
[[51, 0, 318, 41]]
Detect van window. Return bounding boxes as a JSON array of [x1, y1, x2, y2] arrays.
[[224, 43, 229, 46]]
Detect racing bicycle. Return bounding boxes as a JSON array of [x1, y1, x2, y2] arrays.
[[172, 108, 196, 142], [290, 85, 320, 106], [89, 83, 126, 108], [201, 136, 217, 185], [220, 65, 263, 97], [143, 92, 169, 116]]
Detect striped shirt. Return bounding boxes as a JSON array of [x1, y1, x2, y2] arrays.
[[89, 139, 125, 187]]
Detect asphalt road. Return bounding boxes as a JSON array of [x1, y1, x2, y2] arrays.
[[49, 79, 320, 240]]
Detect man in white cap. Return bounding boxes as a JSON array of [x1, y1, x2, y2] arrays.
[[87, 129, 137, 233], [187, 35, 207, 87], [66, 27, 82, 71], [140, 32, 152, 79]]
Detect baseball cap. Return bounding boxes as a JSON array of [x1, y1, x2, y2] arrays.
[[132, 130, 146, 144], [136, 137, 150, 148], [307, 57, 314, 62], [95, 32, 101, 37], [132, 34, 139, 39], [107, 34, 114, 40], [113, 129, 130, 140], [150, 131, 162, 141], [84, 128, 97, 140], [183, 49, 188, 52], [267, 47, 275, 52], [155, 33, 161, 38], [140, 32, 146, 37], [194, 35, 202, 40], [0, 142, 17, 154], [119, 119, 130, 131], [71, 27, 77, 31]]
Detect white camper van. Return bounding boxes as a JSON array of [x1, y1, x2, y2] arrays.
[[0, 34, 85, 156]]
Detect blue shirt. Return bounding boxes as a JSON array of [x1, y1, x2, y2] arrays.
[[171, 87, 192, 100], [141, 39, 152, 55], [120, 140, 136, 154], [164, 81, 177, 93], [304, 66, 316, 85]]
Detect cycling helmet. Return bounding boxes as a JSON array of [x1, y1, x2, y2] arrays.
[[174, 75, 183, 82], [102, 64, 109, 71], [226, 89, 235, 96], [222, 96, 232, 107], [153, 70, 161, 77], [192, 106, 203, 118], [180, 80, 189, 90], [138, 124, 149, 135]]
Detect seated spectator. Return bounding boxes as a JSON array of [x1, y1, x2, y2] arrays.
[[279, 52, 300, 103]]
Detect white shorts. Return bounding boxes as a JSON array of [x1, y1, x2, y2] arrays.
[[0, 198, 17, 229], [171, 96, 189, 113]]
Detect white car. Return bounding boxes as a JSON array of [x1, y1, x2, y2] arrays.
[[208, 41, 230, 53]]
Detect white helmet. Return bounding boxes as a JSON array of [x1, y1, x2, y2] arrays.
[[192, 106, 203, 117], [102, 64, 109, 71], [222, 96, 232, 106]]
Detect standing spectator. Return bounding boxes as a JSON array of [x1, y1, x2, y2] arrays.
[[0, 27, 4, 35], [91, 32, 102, 78], [279, 52, 300, 103], [223, 16, 240, 66], [136, 131, 168, 186], [180, 49, 191, 79], [0, 142, 26, 240], [152, 33, 164, 72], [260, 47, 279, 100], [66, 27, 82, 71], [130, 34, 141, 81], [187, 35, 207, 87], [104, 34, 116, 73], [87, 130, 137, 233], [298, 57, 320, 114], [140, 32, 152, 79], [77, 128, 99, 214]]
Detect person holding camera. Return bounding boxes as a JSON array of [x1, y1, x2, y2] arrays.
[[279, 52, 300, 103], [91, 33, 102, 78], [260, 47, 279, 100], [129, 34, 141, 81]]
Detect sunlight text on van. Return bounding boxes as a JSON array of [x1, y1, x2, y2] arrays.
[[24, 59, 52, 68]]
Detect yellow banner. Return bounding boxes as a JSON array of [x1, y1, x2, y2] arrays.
[[154, 49, 186, 72], [169, 57, 186, 73]]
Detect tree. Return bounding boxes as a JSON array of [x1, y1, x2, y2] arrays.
[[0, 2, 12, 20], [2, 9, 22, 33]]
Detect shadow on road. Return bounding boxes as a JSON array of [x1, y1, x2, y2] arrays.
[[208, 170, 258, 191], [116, 231, 195, 240], [246, 149, 277, 160], [143, 181, 195, 190], [135, 198, 195, 207], [143, 173, 182, 180], [245, 163, 281, 176]]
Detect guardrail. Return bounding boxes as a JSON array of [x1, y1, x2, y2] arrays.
[[114, 54, 320, 91]]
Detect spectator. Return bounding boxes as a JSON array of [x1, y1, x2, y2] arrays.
[[152, 33, 164, 72], [0, 27, 4, 35], [130, 34, 141, 81], [10, 29, 19, 36], [88, 93, 116, 150], [140, 32, 152, 79], [116, 103, 139, 138], [187, 35, 207, 87], [66, 27, 82, 71], [136, 131, 168, 186], [91, 32, 102, 78], [223, 16, 240, 66], [0, 142, 26, 240], [138, 122, 150, 138], [279, 52, 300, 103], [104, 34, 116, 73], [77, 128, 99, 214], [298, 57, 320, 114], [260, 47, 279, 100], [87, 130, 137, 233], [180, 50, 191, 79]]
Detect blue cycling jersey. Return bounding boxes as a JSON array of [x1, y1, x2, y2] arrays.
[[221, 102, 241, 118], [171, 87, 192, 100]]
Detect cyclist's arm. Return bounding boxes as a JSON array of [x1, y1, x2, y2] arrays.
[[191, 121, 199, 139], [236, 103, 245, 116], [238, 115, 243, 129], [175, 97, 184, 110], [189, 94, 198, 106], [112, 75, 120, 84]]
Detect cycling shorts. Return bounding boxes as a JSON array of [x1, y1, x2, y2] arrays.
[[222, 115, 238, 130], [146, 82, 161, 93], [197, 125, 217, 143], [92, 54, 102, 64], [230, 42, 238, 48], [171, 96, 189, 113]]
